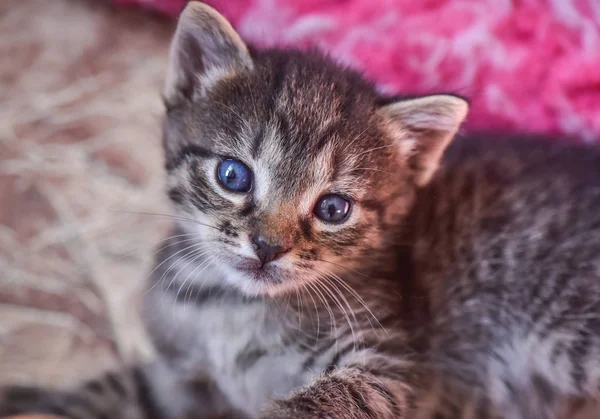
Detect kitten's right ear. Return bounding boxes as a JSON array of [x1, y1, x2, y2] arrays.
[[379, 94, 469, 187], [163, 2, 253, 108]]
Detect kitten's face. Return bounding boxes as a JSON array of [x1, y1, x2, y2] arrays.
[[161, 3, 467, 296], [165, 54, 409, 296]]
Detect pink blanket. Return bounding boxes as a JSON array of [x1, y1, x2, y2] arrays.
[[115, 0, 600, 141]]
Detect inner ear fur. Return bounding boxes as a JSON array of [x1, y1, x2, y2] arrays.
[[379, 94, 469, 186], [164, 2, 253, 108]]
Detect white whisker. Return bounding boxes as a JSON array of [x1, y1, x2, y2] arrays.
[[111, 209, 221, 231], [191, 255, 219, 301], [327, 270, 389, 338], [348, 167, 393, 176], [302, 281, 321, 347], [178, 256, 217, 310], [355, 143, 396, 158], [344, 126, 372, 152], [316, 276, 359, 352], [115, 233, 199, 261], [306, 280, 337, 339], [145, 241, 212, 294], [158, 244, 214, 301]]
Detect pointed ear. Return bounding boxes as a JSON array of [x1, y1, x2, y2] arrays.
[[164, 2, 253, 107], [380, 94, 469, 186]]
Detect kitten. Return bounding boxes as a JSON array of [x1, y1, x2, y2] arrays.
[[2, 2, 600, 419]]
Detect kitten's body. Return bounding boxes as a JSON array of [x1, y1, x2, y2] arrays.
[[412, 135, 600, 418], [4, 134, 598, 419], [2, 3, 600, 419], [142, 134, 600, 419]]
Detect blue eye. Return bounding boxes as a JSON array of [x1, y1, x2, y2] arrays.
[[314, 194, 352, 224], [217, 158, 252, 193]]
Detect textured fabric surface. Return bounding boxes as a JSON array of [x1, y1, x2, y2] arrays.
[[114, 0, 600, 141], [0, 0, 170, 387]]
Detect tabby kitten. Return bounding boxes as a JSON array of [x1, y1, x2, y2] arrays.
[[2, 2, 600, 419]]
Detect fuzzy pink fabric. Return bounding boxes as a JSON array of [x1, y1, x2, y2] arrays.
[[114, 0, 600, 141]]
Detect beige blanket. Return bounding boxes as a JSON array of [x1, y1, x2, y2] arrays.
[[0, 0, 171, 387]]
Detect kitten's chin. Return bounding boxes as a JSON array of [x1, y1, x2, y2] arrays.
[[216, 259, 295, 297]]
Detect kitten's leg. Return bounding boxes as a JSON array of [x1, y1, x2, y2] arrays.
[[260, 352, 413, 419], [0, 361, 236, 419]]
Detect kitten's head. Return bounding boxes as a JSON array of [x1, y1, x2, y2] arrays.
[[162, 2, 468, 296]]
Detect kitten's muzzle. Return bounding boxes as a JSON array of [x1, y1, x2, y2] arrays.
[[251, 234, 290, 266]]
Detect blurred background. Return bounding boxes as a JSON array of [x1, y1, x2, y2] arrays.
[[0, 0, 599, 389]]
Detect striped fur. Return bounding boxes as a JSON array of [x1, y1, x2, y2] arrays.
[[2, 3, 600, 419]]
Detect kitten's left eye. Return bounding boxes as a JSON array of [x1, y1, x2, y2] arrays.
[[314, 194, 352, 224], [217, 158, 252, 193]]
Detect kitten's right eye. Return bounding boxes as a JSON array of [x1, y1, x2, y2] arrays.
[[313, 194, 352, 224], [217, 158, 253, 193]]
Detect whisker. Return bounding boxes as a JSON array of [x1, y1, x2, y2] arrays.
[[214, 101, 246, 124], [178, 256, 216, 310], [326, 270, 389, 338], [145, 241, 213, 295], [160, 246, 213, 302], [302, 281, 321, 349], [316, 275, 359, 352], [348, 167, 394, 176], [306, 280, 337, 339], [344, 125, 372, 152], [173, 252, 205, 307], [173, 250, 208, 304], [117, 234, 199, 262], [111, 209, 221, 231], [326, 271, 376, 340], [145, 242, 205, 290], [355, 143, 396, 158], [322, 274, 360, 331], [191, 255, 219, 301], [295, 284, 303, 332], [245, 77, 259, 122], [314, 278, 351, 342], [316, 258, 375, 280]]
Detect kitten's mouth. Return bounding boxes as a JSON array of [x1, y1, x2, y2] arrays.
[[234, 258, 281, 283]]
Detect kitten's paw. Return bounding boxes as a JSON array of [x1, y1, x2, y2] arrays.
[[0, 386, 72, 418]]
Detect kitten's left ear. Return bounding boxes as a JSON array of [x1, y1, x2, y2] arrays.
[[380, 94, 469, 186], [164, 2, 253, 107]]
